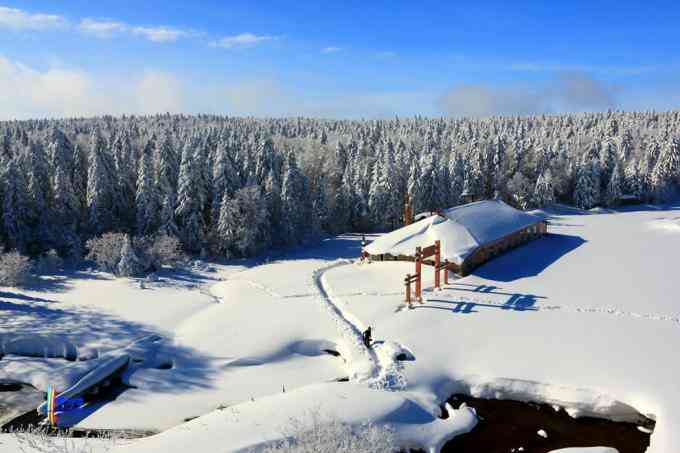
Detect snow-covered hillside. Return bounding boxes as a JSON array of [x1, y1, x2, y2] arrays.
[[2, 205, 679, 452]]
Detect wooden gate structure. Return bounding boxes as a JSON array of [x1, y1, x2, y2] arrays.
[[405, 240, 451, 308]]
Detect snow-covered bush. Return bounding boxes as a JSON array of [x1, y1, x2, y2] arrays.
[[87, 233, 186, 276], [13, 425, 115, 453], [254, 411, 399, 453], [146, 234, 186, 269], [86, 232, 127, 273], [35, 249, 64, 273], [0, 251, 32, 287]]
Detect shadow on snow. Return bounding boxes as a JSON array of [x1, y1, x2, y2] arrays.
[[473, 233, 586, 282]]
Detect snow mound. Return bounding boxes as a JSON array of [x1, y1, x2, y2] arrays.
[[647, 217, 680, 232], [0, 335, 79, 361]]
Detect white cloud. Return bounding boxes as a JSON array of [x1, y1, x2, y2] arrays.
[[135, 71, 183, 113], [321, 46, 342, 54], [0, 55, 187, 120], [0, 54, 431, 119], [210, 33, 277, 49], [78, 18, 127, 38], [130, 26, 192, 43], [0, 6, 67, 30], [438, 72, 619, 118], [79, 18, 192, 43]]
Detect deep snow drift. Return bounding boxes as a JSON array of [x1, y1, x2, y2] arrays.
[[2, 205, 679, 452]]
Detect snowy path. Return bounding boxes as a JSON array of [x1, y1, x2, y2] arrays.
[[311, 260, 379, 382], [313, 260, 409, 390]]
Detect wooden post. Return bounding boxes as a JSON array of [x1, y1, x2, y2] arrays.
[[404, 194, 413, 226], [405, 274, 412, 307], [434, 240, 441, 289], [415, 247, 422, 302], [443, 259, 449, 285]]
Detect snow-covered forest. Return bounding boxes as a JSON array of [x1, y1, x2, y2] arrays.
[[1, 110, 679, 259]]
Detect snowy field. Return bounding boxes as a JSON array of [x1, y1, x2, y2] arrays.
[[1, 204, 679, 452]]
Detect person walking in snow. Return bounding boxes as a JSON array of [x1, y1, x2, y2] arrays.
[[362, 326, 372, 348]]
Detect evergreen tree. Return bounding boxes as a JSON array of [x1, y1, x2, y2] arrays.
[[176, 138, 205, 252], [71, 143, 88, 232], [574, 157, 601, 209], [533, 169, 555, 208], [86, 130, 115, 235], [216, 187, 269, 257], [605, 163, 624, 207], [118, 235, 143, 277], [210, 144, 240, 226], [26, 140, 53, 253], [263, 168, 285, 246], [3, 158, 31, 253], [447, 150, 465, 206], [156, 133, 180, 237], [136, 141, 160, 236], [281, 151, 309, 245], [368, 158, 390, 229], [650, 138, 680, 201], [311, 175, 330, 235], [111, 132, 136, 230], [215, 193, 237, 256], [53, 162, 81, 257]]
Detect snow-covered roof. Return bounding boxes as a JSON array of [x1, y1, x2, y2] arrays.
[[364, 199, 543, 265]]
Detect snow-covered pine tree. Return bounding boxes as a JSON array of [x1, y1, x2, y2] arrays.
[[418, 142, 437, 212], [110, 132, 136, 230], [136, 140, 160, 236], [574, 157, 601, 210], [447, 149, 465, 206], [117, 235, 144, 277], [368, 157, 389, 229], [464, 141, 485, 202], [26, 140, 53, 253], [490, 136, 506, 197], [210, 143, 240, 226], [236, 185, 270, 256], [332, 167, 354, 232], [599, 139, 618, 195], [53, 160, 81, 257], [406, 158, 422, 213], [281, 151, 309, 245], [650, 138, 680, 201], [86, 130, 115, 236], [156, 132, 180, 238], [71, 143, 88, 232], [533, 169, 555, 208], [605, 162, 624, 206], [215, 192, 237, 256], [46, 127, 73, 179], [254, 138, 277, 185], [176, 137, 205, 252], [216, 186, 270, 257], [311, 175, 329, 235], [507, 172, 533, 209], [3, 158, 31, 253]]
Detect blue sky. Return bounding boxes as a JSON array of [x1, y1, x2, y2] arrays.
[[1, 1, 679, 119]]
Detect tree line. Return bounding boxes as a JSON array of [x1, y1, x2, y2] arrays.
[[0, 111, 679, 259]]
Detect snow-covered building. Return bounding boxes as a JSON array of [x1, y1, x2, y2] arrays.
[[365, 199, 547, 275]]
